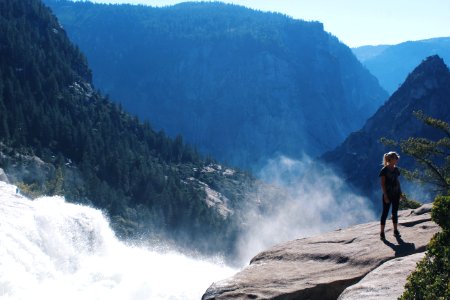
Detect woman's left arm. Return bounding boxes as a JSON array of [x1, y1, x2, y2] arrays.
[[397, 168, 405, 200]]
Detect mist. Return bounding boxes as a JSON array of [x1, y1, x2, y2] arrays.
[[235, 155, 376, 264], [0, 182, 235, 300], [0, 153, 380, 298]]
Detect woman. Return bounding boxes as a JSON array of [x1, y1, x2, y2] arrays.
[[379, 151, 403, 239]]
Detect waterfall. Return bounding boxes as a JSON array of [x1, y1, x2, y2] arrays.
[[0, 182, 235, 300]]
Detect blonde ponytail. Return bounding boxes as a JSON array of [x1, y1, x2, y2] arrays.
[[382, 151, 400, 167]]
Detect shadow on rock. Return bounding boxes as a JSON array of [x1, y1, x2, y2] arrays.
[[382, 235, 416, 257]]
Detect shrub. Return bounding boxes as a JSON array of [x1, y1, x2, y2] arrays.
[[399, 193, 422, 210], [400, 195, 449, 299]]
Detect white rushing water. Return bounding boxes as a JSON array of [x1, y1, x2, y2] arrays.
[[0, 181, 236, 300]]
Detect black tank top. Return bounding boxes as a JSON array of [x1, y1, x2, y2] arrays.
[[379, 166, 401, 195]]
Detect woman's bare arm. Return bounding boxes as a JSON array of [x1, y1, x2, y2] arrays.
[[380, 176, 389, 203]]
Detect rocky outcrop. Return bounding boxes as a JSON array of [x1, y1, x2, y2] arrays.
[[202, 206, 438, 300], [338, 252, 425, 300], [321, 55, 450, 201]]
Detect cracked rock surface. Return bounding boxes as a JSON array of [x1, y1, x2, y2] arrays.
[[338, 252, 425, 300], [202, 206, 438, 300]]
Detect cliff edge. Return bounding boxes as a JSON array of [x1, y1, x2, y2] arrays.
[[202, 205, 438, 299]]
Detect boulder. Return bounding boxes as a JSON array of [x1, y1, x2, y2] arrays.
[[202, 207, 439, 300], [338, 252, 425, 300], [412, 203, 432, 215]]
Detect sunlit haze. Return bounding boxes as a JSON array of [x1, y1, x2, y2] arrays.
[[73, 0, 450, 47]]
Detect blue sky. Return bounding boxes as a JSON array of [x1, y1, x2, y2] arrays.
[[75, 0, 450, 47]]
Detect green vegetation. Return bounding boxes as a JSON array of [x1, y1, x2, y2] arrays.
[[398, 111, 450, 194], [399, 193, 422, 210], [400, 195, 450, 299], [0, 0, 256, 257], [397, 114, 450, 299]]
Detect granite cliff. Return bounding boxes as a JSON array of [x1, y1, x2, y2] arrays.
[[321, 55, 450, 203], [202, 204, 438, 299], [45, 0, 388, 170]]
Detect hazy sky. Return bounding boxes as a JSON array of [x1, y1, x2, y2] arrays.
[[77, 0, 450, 47]]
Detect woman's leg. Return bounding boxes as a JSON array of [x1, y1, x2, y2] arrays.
[[380, 196, 390, 236], [391, 196, 400, 234]]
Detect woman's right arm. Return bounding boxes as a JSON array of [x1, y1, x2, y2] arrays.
[[380, 176, 389, 203]]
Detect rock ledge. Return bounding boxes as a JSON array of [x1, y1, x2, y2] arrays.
[[202, 206, 438, 300]]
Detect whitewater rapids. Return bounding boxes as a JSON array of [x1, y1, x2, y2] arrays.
[[0, 181, 236, 300]]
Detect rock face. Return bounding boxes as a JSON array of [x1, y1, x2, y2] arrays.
[[321, 55, 450, 202], [46, 0, 388, 171], [202, 206, 438, 300], [338, 252, 425, 300]]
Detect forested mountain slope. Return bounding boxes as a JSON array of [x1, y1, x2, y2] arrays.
[[0, 0, 263, 257], [45, 0, 388, 170], [322, 55, 450, 206]]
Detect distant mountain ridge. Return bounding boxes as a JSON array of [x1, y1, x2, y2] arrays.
[[351, 44, 390, 61], [322, 55, 450, 205], [45, 0, 388, 171], [353, 37, 450, 94]]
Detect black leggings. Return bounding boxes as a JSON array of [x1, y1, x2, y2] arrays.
[[380, 194, 400, 225]]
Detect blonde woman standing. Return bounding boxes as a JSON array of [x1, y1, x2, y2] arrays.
[[379, 151, 403, 239]]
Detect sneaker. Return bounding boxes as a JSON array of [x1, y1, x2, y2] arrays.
[[380, 232, 385, 239], [394, 230, 401, 237]]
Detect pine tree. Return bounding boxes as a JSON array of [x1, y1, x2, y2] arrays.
[[399, 113, 450, 299], [396, 111, 450, 194]]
